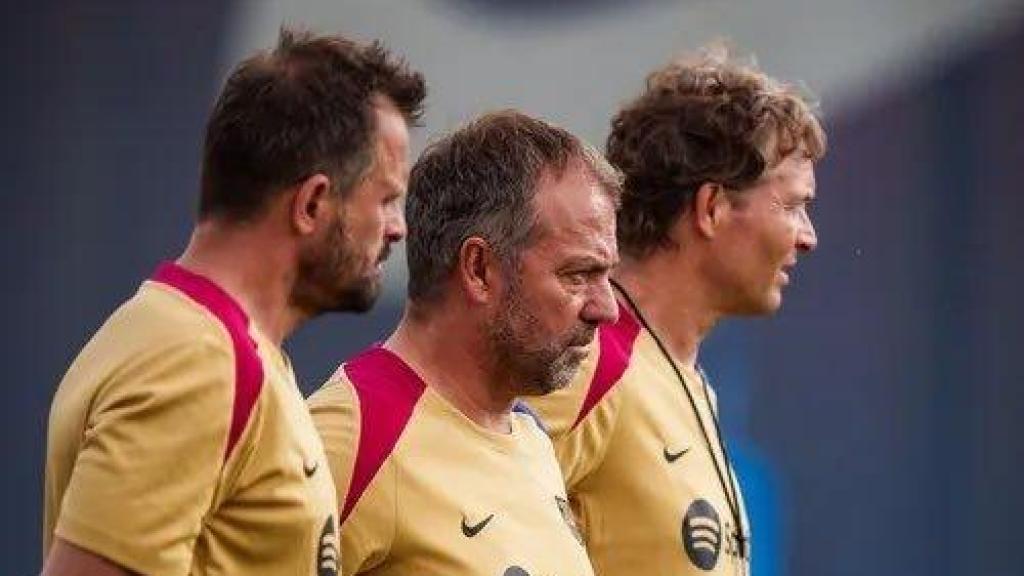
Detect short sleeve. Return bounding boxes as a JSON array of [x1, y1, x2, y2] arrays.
[[339, 458, 397, 575], [308, 378, 396, 576], [54, 335, 235, 575]]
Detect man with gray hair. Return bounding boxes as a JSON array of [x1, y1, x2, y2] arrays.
[[309, 110, 621, 576]]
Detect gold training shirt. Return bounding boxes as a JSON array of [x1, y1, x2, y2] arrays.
[[44, 262, 340, 576], [308, 346, 595, 576], [527, 302, 751, 576]]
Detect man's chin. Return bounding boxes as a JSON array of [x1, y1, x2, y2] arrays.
[[329, 279, 382, 314], [520, 358, 582, 397], [729, 288, 783, 317], [760, 289, 784, 314]]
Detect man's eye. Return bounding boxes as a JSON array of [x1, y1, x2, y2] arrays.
[[564, 271, 588, 284], [784, 200, 810, 215], [566, 269, 605, 285]]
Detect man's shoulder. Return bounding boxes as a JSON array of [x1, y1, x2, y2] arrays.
[[528, 306, 644, 437], [59, 281, 236, 405], [93, 280, 230, 350], [309, 346, 427, 430], [53, 276, 268, 475], [308, 346, 428, 524]]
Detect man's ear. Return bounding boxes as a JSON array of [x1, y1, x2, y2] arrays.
[[457, 237, 503, 305], [694, 181, 729, 239], [290, 173, 333, 236]]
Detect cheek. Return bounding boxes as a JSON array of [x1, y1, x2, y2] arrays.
[[756, 216, 798, 260], [347, 208, 385, 248], [548, 287, 589, 332], [718, 232, 772, 287], [518, 282, 571, 330]]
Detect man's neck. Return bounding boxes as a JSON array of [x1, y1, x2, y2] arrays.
[[614, 253, 721, 369], [177, 221, 301, 347], [386, 305, 516, 433]]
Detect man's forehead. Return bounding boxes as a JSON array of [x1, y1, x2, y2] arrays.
[[528, 224, 618, 268], [535, 165, 614, 214], [373, 99, 410, 157], [530, 171, 617, 259], [764, 155, 816, 193], [372, 111, 411, 186]]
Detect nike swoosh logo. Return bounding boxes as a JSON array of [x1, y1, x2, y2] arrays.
[[303, 460, 319, 477], [663, 447, 691, 463], [461, 513, 495, 537]]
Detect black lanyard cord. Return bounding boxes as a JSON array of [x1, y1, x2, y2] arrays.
[[610, 278, 748, 559]]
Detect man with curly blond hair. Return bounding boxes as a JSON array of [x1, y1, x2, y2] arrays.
[[528, 50, 826, 576]]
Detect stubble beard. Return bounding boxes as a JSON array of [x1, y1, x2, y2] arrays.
[[487, 285, 593, 397], [291, 217, 387, 317]]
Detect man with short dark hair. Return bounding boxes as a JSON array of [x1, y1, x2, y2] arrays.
[[42, 29, 424, 576], [528, 50, 826, 576], [308, 110, 621, 576]]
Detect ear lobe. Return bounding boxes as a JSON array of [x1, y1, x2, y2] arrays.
[[694, 182, 727, 239], [291, 173, 333, 235], [458, 237, 500, 305]]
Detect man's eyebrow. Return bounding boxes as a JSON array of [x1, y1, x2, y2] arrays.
[[562, 253, 617, 270], [383, 172, 407, 194]]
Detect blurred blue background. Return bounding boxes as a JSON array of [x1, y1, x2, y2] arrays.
[[5, 1, 1024, 574]]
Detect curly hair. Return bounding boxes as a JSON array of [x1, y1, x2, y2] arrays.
[[199, 28, 426, 221], [607, 48, 826, 258]]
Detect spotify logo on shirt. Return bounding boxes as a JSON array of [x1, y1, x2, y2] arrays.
[[681, 499, 721, 570]]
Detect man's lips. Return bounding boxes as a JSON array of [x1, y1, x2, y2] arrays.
[[779, 261, 798, 285], [376, 244, 392, 266]]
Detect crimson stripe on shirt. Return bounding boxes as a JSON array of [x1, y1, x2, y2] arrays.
[[151, 261, 263, 464], [572, 301, 641, 430], [341, 346, 425, 524]]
